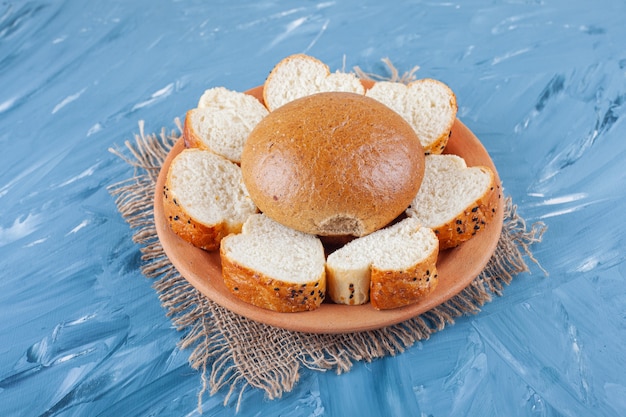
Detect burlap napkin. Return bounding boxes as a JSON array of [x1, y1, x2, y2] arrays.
[[108, 119, 546, 411]]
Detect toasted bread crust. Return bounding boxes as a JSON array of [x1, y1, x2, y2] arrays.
[[432, 169, 501, 250], [220, 245, 326, 312], [162, 180, 241, 251], [369, 245, 439, 310], [182, 109, 205, 150]]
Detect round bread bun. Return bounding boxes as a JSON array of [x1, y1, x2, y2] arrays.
[[241, 92, 425, 237]]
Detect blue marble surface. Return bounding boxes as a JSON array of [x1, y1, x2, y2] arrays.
[[1, 0, 625, 416]]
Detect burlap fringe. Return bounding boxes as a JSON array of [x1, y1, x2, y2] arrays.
[[108, 122, 546, 412], [353, 57, 421, 84]]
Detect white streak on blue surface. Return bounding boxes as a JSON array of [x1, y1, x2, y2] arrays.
[[568, 324, 590, 402], [24, 237, 48, 247], [87, 123, 103, 136], [57, 163, 99, 187], [574, 248, 623, 273], [131, 83, 174, 111], [67, 220, 89, 235], [491, 47, 532, 65], [268, 16, 308, 50], [52, 87, 87, 114], [316, 2, 335, 9], [534, 193, 588, 205], [526, 192, 598, 219], [0, 213, 42, 247], [236, 8, 303, 30], [537, 199, 604, 219], [304, 19, 329, 53], [0, 96, 17, 113], [490, 11, 548, 35]]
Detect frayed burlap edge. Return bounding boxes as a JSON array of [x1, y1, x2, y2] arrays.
[[107, 59, 546, 412], [108, 123, 546, 413]]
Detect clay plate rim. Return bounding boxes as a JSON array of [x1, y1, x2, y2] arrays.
[[153, 84, 504, 334]]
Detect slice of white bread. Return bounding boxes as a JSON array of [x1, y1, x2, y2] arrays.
[[163, 148, 258, 250], [365, 79, 457, 155], [183, 87, 269, 163], [405, 154, 500, 249], [220, 214, 326, 312], [263, 54, 365, 111], [325, 217, 439, 310]]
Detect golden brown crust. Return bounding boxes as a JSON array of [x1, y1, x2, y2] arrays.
[[182, 109, 207, 150], [433, 168, 501, 250], [369, 248, 439, 310], [220, 245, 326, 312], [162, 174, 242, 251], [241, 92, 425, 237], [424, 128, 453, 156]]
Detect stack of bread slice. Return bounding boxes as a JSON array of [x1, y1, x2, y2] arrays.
[[162, 53, 500, 312]]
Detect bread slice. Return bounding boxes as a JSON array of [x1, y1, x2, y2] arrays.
[[183, 87, 269, 163], [163, 148, 258, 250], [325, 217, 439, 310], [405, 154, 500, 249], [263, 54, 365, 111], [365, 79, 457, 155], [220, 214, 326, 312]]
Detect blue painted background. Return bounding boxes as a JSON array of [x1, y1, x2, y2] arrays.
[[1, 1, 625, 416]]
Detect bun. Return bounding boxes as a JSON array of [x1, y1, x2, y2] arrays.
[[220, 214, 326, 312], [163, 148, 258, 250], [263, 54, 365, 111], [406, 154, 500, 249], [183, 87, 268, 163], [326, 217, 439, 310], [365, 79, 457, 155], [241, 91, 425, 237]]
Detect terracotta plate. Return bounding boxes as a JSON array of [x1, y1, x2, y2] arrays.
[[154, 84, 503, 334]]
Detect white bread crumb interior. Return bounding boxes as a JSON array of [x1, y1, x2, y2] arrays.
[[169, 148, 256, 228], [406, 154, 492, 226], [222, 214, 325, 284], [264, 54, 364, 111], [366, 79, 457, 153], [189, 87, 268, 163]]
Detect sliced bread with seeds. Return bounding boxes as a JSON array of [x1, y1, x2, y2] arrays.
[[163, 148, 258, 251], [220, 213, 326, 312], [183, 87, 269, 163], [325, 217, 439, 310], [405, 154, 500, 249], [263, 53, 365, 111], [365, 79, 457, 155]]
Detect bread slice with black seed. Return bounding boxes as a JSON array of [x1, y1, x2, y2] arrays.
[[163, 148, 258, 251], [325, 217, 439, 310], [220, 214, 326, 312], [405, 154, 500, 249], [365, 79, 457, 155], [263, 53, 365, 111], [183, 87, 269, 163]]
